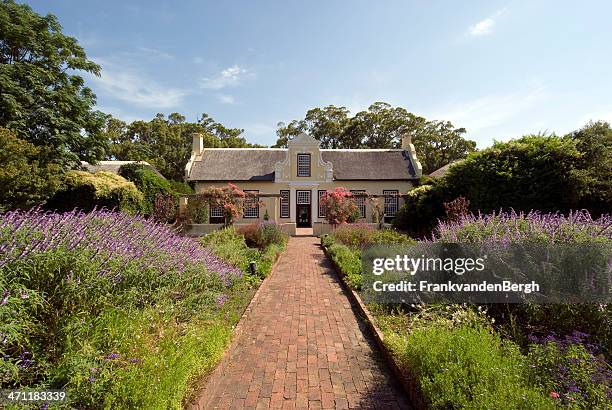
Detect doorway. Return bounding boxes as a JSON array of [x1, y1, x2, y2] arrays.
[[296, 190, 311, 228]]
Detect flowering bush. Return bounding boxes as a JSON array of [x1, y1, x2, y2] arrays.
[[237, 221, 287, 250], [198, 183, 259, 226], [0, 208, 246, 407], [319, 188, 360, 227], [527, 331, 611, 407], [434, 209, 612, 244]]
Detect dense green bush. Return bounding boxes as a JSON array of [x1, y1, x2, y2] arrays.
[[46, 171, 144, 214], [0, 128, 63, 211], [118, 163, 172, 216], [237, 221, 288, 250], [390, 323, 552, 409], [332, 224, 413, 249], [395, 132, 611, 237], [326, 243, 362, 289], [201, 227, 285, 277], [527, 333, 611, 408]]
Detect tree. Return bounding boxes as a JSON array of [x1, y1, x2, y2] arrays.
[[320, 188, 360, 227], [0, 128, 62, 210], [0, 0, 107, 169], [105, 113, 261, 181], [273, 102, 476, 173], [565, 121, 612, 215]]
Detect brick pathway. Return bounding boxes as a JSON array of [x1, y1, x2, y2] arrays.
[[195, 237, 409, 409]]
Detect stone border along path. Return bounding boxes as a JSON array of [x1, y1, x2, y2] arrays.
[[190, 237, 411, 409]]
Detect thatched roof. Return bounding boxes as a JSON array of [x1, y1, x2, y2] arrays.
[[186, 148, 419, 181]]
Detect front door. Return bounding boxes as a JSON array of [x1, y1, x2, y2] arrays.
[[296, 190, 311, 227]]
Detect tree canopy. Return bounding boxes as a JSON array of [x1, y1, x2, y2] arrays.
[[105, 113, 262, 181], [0, 0, 107, 168], [273, 102, 476, 174]]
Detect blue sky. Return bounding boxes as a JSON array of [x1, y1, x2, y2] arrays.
[[26, 0, 612, 147]]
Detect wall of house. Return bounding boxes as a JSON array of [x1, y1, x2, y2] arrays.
[[193, 180, 413, 225]]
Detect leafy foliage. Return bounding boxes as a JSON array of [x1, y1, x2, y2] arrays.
[[200, 227, 286, 278], [390, 323, 552, 409], [46, 170, 144, 214], [273, 102, 476, 173], [566, 121, 612, 215], [237, 221, 288, 250], [118, 162, 172, 216], [395, 133, 611, 237], [332, 224, 413, 249], [104, 113, 261, 181], [319, 188, 360, 226], [0, 0, 107, 169], [326, 242, 362, 290], [527, 332, 611, 407], [0, 209, 247, 407], [0, 128, 62, 210]]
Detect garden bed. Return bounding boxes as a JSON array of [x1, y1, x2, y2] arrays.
[[0, 210, 286, 409], [321, 218, 612, 409]]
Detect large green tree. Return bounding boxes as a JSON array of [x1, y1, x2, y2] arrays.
[[273, 102, 476, 173], [565, 121, 612, 215], [105, 113, 261, 181], [0, 0, 107, 168], [0, 127, 62, 210]]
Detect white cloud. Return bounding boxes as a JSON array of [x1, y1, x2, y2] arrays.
[[430, 83, 547, 136], [199, 65, 250, 90], [89, 59, 187, 108], [217, 94, 236, 105], [468, 8, 506, 36]]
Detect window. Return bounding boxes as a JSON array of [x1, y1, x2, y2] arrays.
[[318, 190, 327, 218], [350, 190, 366, 219], [243, 190, 259, 218], [280, 190, 290, 218], [209, 203, 224, 224], [297, 153, 311, 177], [383, 190, 399, 219], [296, 190, 311, 204]]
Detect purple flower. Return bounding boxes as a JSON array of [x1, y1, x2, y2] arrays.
[[0, 289, 8, 306], [216, 294, 228, 305], [105, 352, 120, 360], [128, 357, 141, 363]]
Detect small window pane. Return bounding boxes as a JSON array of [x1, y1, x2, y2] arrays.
[[280, 190, 290, 218], [350, 190, 366, 219], [297, 190, 311, 204], [297, 154, 311, 177], [318, 190, 327, 218], [243, 190, 259, 218], [383, 190, 399, 218]]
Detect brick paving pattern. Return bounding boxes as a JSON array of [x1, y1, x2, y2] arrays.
[[201, 237, 409, 409]]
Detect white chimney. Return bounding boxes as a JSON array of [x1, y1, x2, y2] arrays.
[[192, 133, 203, 156]]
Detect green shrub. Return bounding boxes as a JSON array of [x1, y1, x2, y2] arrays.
[[185, 196, 209, 224], [237, 222, 287, 250], [46, 171, 144, 213], [201, 227, 285, 277], [332, 225, 413, 249], [0, 128, 62, 210], [527, 336, 611, 408], [118, 163, 172, 216], [394, 134, 607, 237], [327, 243, 362, 289], [391, 323, 552, 409]]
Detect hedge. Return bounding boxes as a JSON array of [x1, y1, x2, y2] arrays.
[[46, 171, 143, 214]]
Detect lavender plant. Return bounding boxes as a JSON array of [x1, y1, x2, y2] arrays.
[[0, 208, 247, 406], [434, 209, 612, 244], [0, 207, 242, 282]]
